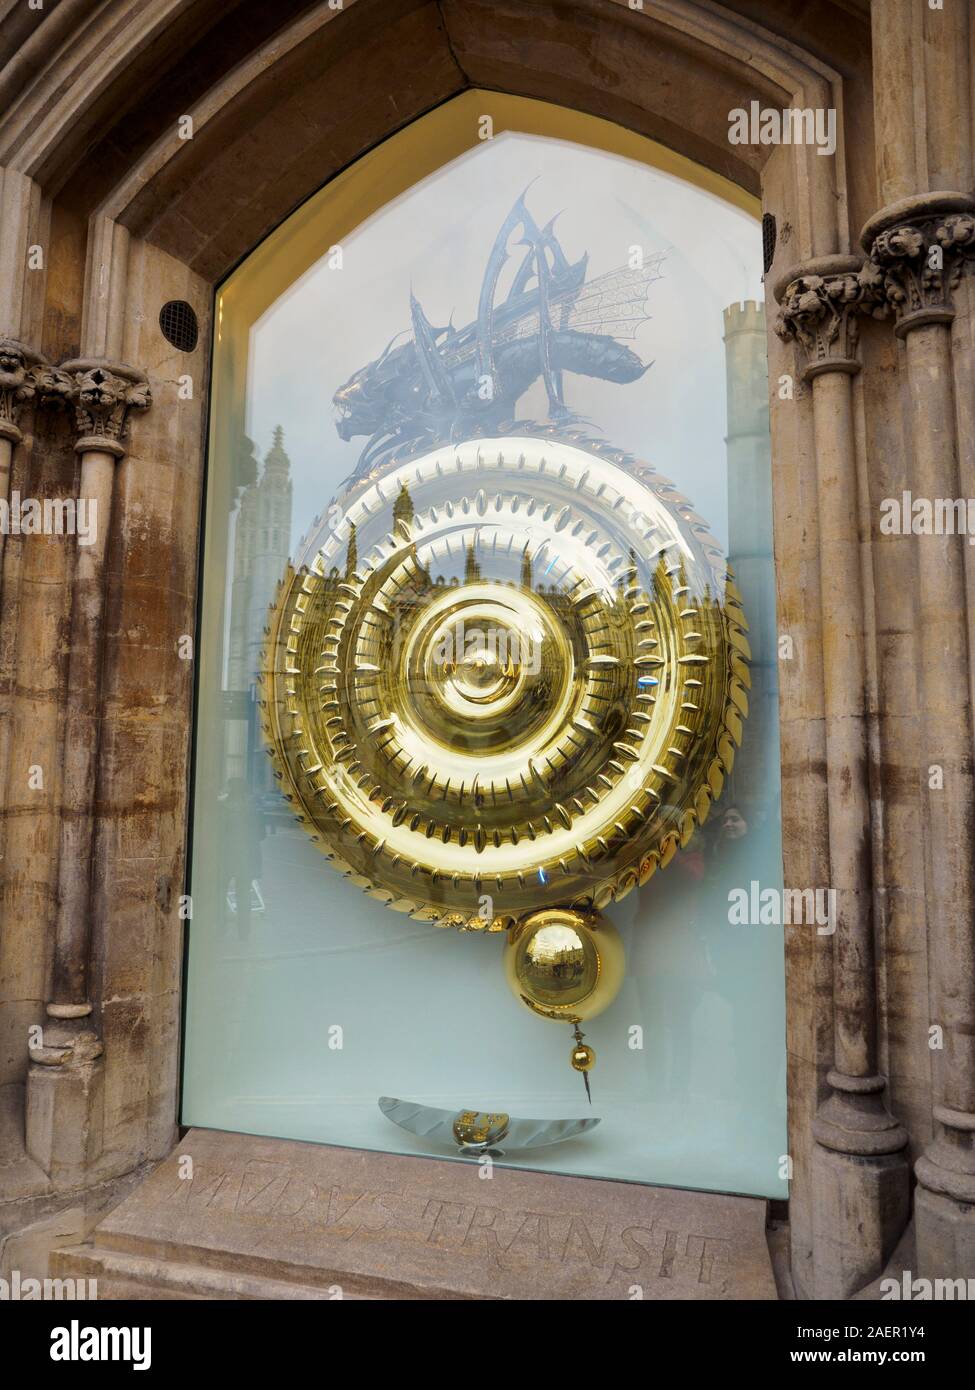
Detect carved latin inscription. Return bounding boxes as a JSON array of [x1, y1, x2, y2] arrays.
[[159, 1158, 732, 1290]]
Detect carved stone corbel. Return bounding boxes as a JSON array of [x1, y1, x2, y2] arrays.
[[59, 358, 151, 456], [862, 193, 975, 335], [34, 361, 76, 412], [0, 340, 79, 438], [0, 341, 75, 577], [773, 255, 886, 378], [0, 338, 43, 444]]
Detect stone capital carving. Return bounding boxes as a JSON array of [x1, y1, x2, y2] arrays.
[[34, 362, 76, 411], [59, 357, 151, 457], [861, 192, 975, 336], [0, 337, 49, 444], [773, 255, 886, 379], [775, 203, 975, 371], [868, 215, 975, 333]]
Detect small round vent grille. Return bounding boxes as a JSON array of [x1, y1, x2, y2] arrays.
[[159, 300, 199, 352], [762, 213, 777, 276]]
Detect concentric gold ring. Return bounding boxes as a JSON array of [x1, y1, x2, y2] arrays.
[[259, 431, 749, 931]]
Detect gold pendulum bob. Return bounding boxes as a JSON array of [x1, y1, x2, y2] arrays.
[[502, 907, 624, 1103]]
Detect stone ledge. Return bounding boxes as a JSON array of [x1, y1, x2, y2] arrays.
[[52, 1127, 778, 1301], [52, 1244, 366, 1301]]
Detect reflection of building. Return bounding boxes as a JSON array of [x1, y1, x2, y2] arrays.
[[723, 301, 775, 808], [226, 426, 293, 786], [313, 480, 652, 662]]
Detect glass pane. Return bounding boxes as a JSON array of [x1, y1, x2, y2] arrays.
[[183, 97, 786, 1199]]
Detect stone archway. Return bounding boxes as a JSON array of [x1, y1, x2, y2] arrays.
[[1, 0, 973, 1299]]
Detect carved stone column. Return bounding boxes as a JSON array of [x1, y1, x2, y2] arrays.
[[775, 259, 909, 1298], [861, 193, 975, 1279], [26, 358, 150, 1188]]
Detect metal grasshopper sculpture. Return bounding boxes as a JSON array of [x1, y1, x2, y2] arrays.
[[333, 194, 665, 476]]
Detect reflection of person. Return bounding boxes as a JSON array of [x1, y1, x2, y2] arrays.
[[719, 804, 748, 842], [221, 777, 266, 936]]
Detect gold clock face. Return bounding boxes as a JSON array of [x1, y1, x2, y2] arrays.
[[260, 432, 749, 931]]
